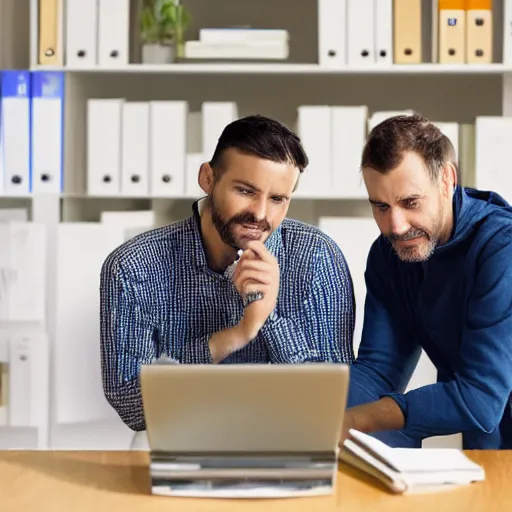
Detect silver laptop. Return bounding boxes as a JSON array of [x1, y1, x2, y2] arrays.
[[140, 363, 349, 497]]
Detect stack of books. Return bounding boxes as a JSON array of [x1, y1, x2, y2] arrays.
[[184, 28, 289, 60]]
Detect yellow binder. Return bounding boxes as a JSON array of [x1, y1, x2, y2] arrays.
[[38, 0, 61, 65], [393, 0, 422, 64], [466, 0, 493, 64], [439, 0, 466, 63]]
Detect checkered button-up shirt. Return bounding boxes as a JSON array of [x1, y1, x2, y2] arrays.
[[100, 202, 356, 431]]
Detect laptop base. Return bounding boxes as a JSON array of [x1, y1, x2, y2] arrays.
[[149, 451, 338, 498]]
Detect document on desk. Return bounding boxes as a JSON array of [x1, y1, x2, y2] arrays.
[[339, 429, 485, 494]]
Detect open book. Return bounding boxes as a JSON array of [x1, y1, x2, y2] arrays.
[[340, 429, 485, 494]]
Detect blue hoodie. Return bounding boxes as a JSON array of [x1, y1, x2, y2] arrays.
[[348, 186, 512, 449]]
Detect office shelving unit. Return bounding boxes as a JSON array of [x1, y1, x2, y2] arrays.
[[0, 0, 508, 450]]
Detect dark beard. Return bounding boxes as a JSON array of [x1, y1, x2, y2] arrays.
[[209, 196, 270, 249]]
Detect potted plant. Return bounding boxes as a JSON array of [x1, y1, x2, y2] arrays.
[[140, 0, 191, 64]]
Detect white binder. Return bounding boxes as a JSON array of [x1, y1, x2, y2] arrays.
[[87, 99, 123, 196], [504, 0, 512, 65], [331, 106, 368, 198], [374, 0, 393, 65], [318, 217, 380, 355], [0, 71, 31, 195], [347, 0, 375, 65], [98, 0, 129, 66], [149, 101, 187, 197], [185, 153, 205, 198], [317, 0, 346, 68], [185, 111, 204, 198], [121, 102, 150, 196], [31, 71, 65, 193], [295, 106, 331, 198], [55, 223, 126, 424], [65, 0, 98, 67], [202, 102, 238, 163], [368, 110, 413, 131], [475, 116, 512, 204], [0, 222, 46, 323], [5, 331, 48, 429], [8, 336, 30, 427], [435, 122, 459, 163]]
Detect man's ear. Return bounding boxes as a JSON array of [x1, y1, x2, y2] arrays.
[[440, 161, 457, 197], [198, 162, 214, 194]]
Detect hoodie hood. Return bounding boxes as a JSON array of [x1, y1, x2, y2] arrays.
[[437, 186, 512, 253]]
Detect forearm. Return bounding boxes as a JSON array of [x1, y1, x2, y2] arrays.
[[387, 379, 509, 439], [181, 322, 252, 364], [208, 323, 253, 363], [347, 351, 422, 409], [347, 396, 405, 434]]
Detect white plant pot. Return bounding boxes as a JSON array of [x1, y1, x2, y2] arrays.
[[142, 44, 175, 64]]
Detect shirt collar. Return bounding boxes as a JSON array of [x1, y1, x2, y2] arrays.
[[188, 199, 284, 274]]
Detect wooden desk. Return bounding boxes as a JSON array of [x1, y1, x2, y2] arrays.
[[0, 450, 509, 511]]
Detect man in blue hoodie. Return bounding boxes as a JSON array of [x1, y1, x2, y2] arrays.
[[343, 113, 512, 449]]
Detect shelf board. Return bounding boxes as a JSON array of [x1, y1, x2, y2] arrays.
[[59, 193, 368, 201], [0, 193, 370, 201], [0, 193, 371, 201], [0, 193, 373, 200], [31, 63, 512, 75]]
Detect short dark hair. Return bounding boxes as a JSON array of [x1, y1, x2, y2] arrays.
[[209, 114, 309, 178], [361, 113, 459, 182]]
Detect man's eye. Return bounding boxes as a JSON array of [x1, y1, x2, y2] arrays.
[[236, 187, 252, 195]]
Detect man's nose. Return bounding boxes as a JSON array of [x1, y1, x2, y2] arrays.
[[388, 208, 410, 237], [250, 197, 267, 221]]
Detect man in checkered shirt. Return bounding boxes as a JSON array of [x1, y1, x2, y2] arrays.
[[100, 114, 355, 431]]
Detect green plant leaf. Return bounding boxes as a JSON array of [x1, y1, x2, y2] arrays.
[[139, 0, 191, 45], [140, 5, 159, 44]]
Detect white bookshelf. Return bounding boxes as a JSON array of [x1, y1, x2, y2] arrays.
[[0, 0, 509, 451]]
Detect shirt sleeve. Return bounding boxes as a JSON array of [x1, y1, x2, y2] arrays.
[[385, 235, 512, 439], [100, 253, 156, 432], [181, 336, 214, 363], [348, 239, 422, 408], [260, 235, 356, 364]]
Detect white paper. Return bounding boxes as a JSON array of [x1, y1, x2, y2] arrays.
[[341, 429, 485, 493], [348, 429, 482, 473]]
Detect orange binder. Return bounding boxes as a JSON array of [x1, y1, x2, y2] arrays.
[[38, 0, 61, 65], [438, 0, 466, 63], [466, 0, 493, 63], [393, 0, 422, 64]]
